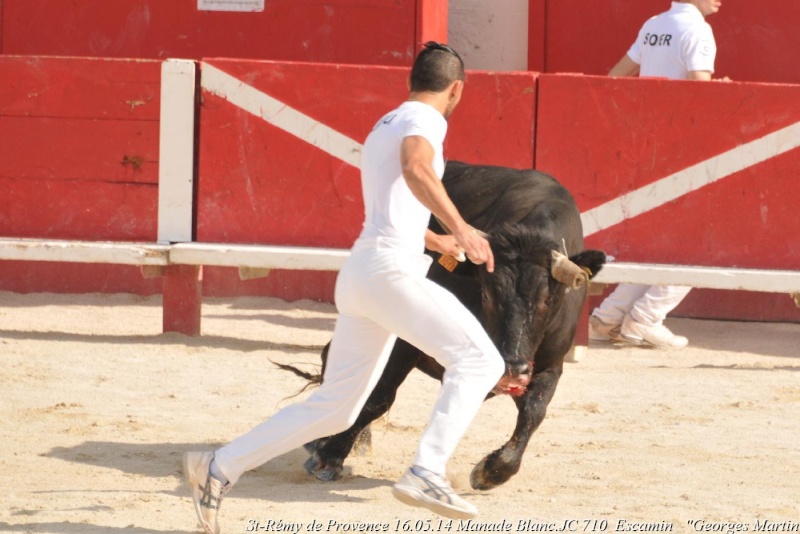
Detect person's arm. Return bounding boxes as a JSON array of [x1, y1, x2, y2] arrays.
[[401, 135, 494, 272], [688, 71, 731, 82], [608, 54, 640, 77], [687, 70, 713, 81]]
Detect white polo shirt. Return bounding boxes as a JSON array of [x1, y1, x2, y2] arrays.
[[358, 100, 447, 252], [627, 2, 716, 80]]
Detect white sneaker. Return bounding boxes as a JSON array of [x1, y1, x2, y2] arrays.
[[184, 451, 229, 534], [620, 316, 688, 349], [392, 468, 478, 519], [589, 315, 622, 342]]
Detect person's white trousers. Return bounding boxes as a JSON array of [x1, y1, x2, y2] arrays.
[[592, 283, 692, 326], [214, 238, 504, 485]]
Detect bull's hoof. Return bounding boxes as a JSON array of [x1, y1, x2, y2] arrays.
[[303, 455, 343, 482], [469, 450, 518, 490], [314, 466, 342, 482], [303, 455, 319, 475]]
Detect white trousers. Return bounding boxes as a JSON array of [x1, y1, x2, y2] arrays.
[[592, 283, 692, 326], [214, 238, 504, 485]]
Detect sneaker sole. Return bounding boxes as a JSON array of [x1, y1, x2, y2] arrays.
[[590, 335, 625, 343], [183, 453, 218, 534], [620, 334, 685, 349], [619, 334, 644, 346], [391, 486, 477, 520]]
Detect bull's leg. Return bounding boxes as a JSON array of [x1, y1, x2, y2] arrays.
[[305, 339, 423, 481], [302, 342, 331, 456], [470, 367, 562, 490]]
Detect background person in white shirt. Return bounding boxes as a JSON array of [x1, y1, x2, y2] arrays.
[[591, 0, 723, 349], [184, 42, 505, 533], [608, 0, 722, 81]]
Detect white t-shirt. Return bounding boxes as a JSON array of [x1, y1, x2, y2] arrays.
[[627, 2, 716, 79], [358, 100, 447, 252]]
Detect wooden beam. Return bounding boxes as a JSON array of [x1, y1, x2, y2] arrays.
[[0, 238, 169, 265], [169, 242, 349, 271], [593, 262, 800, 293]]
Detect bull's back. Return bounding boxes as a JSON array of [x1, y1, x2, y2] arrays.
[[441, 161, 583, 249]]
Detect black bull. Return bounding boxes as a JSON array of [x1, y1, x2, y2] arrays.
[[297, 161, 606, 491]]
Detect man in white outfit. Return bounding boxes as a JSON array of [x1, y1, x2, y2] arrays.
[[590, 0, 723, 349], [184, 42, 505, 533]]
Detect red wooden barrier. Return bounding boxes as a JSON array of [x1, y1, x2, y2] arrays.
[[536, 74, 800, 321], [197, 59, 537, 300], [527, 0, 546, 72], [1, 0, 418, 66], [538, 0, 800, 85], [2, 53, 795, 327], [416, 0, 448, 49], [0, 56, 163, 294]]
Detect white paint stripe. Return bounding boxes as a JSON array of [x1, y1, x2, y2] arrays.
[[158, 59, 197, 244], [581, 121, 800, 236], [201, 63, 363, 168]]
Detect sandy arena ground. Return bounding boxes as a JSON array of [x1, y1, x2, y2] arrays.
[[0, 291, 798, 534]]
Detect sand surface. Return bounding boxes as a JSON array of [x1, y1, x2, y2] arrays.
[[0, 291, 798, 534]]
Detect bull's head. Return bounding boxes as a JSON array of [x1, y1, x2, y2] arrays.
[[474, 225, 605, 396]]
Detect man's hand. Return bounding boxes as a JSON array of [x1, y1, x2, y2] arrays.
[[425, 231, 462, 258], [452, 224, 494, 273]]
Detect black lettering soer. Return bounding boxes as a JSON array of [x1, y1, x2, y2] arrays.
[[643, 33, 673, 46]]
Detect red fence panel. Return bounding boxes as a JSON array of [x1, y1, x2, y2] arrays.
[[527, 0, 546, 72], [1, 0, 417, 66], [448, 71, 537, 169], [536, 73, 800, 321], [0, 56, 163, 294], [416, 0, 448, 48], [0, 56, 160, 240], [197, 59, 537, 300], [541, 0, 800, 85]]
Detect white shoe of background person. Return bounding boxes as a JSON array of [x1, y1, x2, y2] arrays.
[[589, 314, 622, 342], [620, 315, 688, 349]]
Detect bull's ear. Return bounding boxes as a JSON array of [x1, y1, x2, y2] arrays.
[[568, 250, 606, 279]]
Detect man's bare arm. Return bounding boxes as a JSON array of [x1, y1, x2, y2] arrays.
[[401, 135, 494, 272], [609, 55, 640, 77], [687, 70, 713, 81]]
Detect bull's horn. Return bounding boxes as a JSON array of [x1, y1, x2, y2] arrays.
[[551, 250, 589, 289]]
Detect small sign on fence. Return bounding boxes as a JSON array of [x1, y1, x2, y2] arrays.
[[198, 0, 264, 12]]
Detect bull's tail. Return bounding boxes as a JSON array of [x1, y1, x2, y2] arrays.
[[271, 360, 322, 399]]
